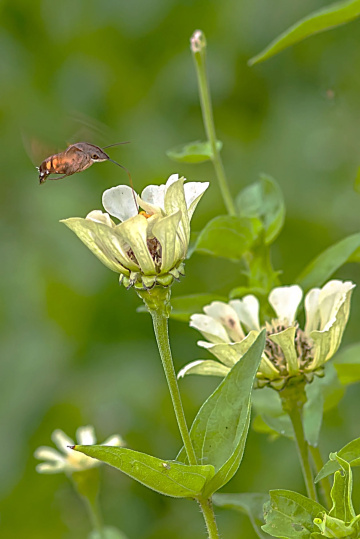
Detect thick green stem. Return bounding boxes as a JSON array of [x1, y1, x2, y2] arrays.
[[198, 498, 220, 539], [281, 383, 317, 501], [191, 30, 236, 216], [310, 445, 332, 509]]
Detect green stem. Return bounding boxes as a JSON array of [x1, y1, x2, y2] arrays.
[[310, 446, 332, 509], [191, 31, 236, 216], [281, 384, 317, 501], [84, 497, 104, 537], [198, 498, 220, 539]]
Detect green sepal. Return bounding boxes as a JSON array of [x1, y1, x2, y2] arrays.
[[315, 437, 360, 483], [314, 513, 355, 538], [236, 175, 285, 245], [249, 0, 360, 66], [213, 492, 269, 539], [177, 330, 266, 497], [262, 489, 325, 538], [166, 140, 223, 163], [73, 445, 215, 498]]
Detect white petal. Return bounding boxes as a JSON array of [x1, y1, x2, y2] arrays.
[[51, 429, 74, 454], [166, 174, 180, 187], [140, 184, 167, 212], [86, 210, 115, 227], [76, 425, 96, 446], [34, 446, 64, 463], [203, 301, 245, 341], [178, 359, 230, 378], [36, 461, 66, 474], [304, 288, 321, 334], [184, 181, 209, 209], [102, 185, 139, 222], [268, 285, 303, 324], [101, 434, 124, 447], [190, 313, 231, 344], [229, 296, 260, 331], [318, 280, 356, 330]]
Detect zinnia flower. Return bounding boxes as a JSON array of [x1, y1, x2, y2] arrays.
[[61, 174, 208, 289], [178, 280, 355, 390], [34, 425, 124, 474]]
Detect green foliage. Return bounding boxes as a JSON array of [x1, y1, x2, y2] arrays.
[[315, 438, 360, 482], [178, 331, 266, 496], [328, 455, 355, 522], [169, 293, 228, 321], [166, 140, 223, 163], [262, 489, 325, 538], [192, 215, 262, 260], [73, 446, 215, 498], [236, 175, 285, 245], [89, 528, 128, 539], [249, 0, 360, 66], [354, 167, 360, 193], [333, 343, 360, 385], [296, 233, 360, 291], [213, 492, 269, 539]]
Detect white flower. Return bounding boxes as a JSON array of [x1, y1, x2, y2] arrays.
[[179, 280, 355, 389], [61, 174, 209, 289], [34, 425, 124, 474]]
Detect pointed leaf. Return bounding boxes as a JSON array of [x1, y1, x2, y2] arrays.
[[73, 445, 215, 498], [193, 215, 262, 260], [296, 232, 360, 291], [328, 454, 356, 521], [315, 437, 360, 482], [262, 489, 325, 538], [236, 175, 285, 245], [178, 331, 266, 496], [167, 140, 223, 163], [213, 492, 269, 539], [249, 0, 360, 66]]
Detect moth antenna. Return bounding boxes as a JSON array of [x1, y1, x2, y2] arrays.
[[108, 158, 138, 211], [103, 141, 130, 149]]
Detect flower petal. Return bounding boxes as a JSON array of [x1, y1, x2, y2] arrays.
[[178, 360, 230, 378], [269, 326, 299, 376], [258, 354, 282, 380], [268, 285, 303, 324], [51, 429, 75, 455], [101, 434, 124, 447], [76, 425, 96, 446], [184, 181, 209, 219], [34, 446, 64, 463], [198, 331, 259, 367], [86, 210, 115, 227], [203, 301, 245, 341], [304, 287, 321, 334], [308, 282, 355, 370], [102, 185, 139, 222], [229, 295, 260, 331], [116, 214, 156, 275], [190, 313, 231, 344], [152, 211, 183, 273], [139, 181, 168, 213], [164, 177, 190, 248], [36, 461, 66, 474], [318, 280, 356, 331]]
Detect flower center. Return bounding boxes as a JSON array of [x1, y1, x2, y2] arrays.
[[126, 237, 162, 270]]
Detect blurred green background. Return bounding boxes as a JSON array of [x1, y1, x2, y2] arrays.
[[1, 0, 360, 537]]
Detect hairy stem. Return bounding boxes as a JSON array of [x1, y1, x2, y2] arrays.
[[191, 30, 236, 216], [198, 498, 220, 539]]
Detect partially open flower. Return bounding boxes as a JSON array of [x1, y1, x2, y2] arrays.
[[34, 425, 124, 475], [61, 174, 208, 290], [178, 280, 355, 390]]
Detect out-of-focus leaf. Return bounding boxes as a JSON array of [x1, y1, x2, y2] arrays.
[[236, 175, 285, 245], [262, 489, 325, 538], [229, 286, 266, 300], [354, 166, 360, 193], [328, 454, 355, 521], [296, 232, 360, 290], [333, 343, 360, 385], [249, 0, 360, 66], [89, 527, 128, 539], [169, 294, 228, 322], [303, 382, 324, 447], [192, 215, 262, 260], [166, 140, 222, 163], [315, 438, 360, 482], [213, 492, 269, 539], [178, 331, 266, 496], [73, 446, 214, 498]]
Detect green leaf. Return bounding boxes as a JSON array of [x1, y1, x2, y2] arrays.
[[169, 294, 228, 322], [328, 454, 356, 521], [315, 437, 360, 483], [89, 527, 128, 539], [252, 388, 293, 439], [333, 343, 360, 385], [178, 330, 266, 496], [166, 140, 222, 163], [249, 0, 360, 66], [73, 446, 215, 498], [229, 286, 267, 300], [303, 382, 324, 447], [213, 492, 269, 539], [193, 215, 262, 260], [354, 166, 360, 193], [262, 489, 325, 538], [296, 232, 360, 290], [236, 175, 285, 245]]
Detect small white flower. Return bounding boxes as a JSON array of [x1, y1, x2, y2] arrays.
[[179, 280, 355, 389], [34, 425, 124, 475], [61, 175, 208, 289]]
